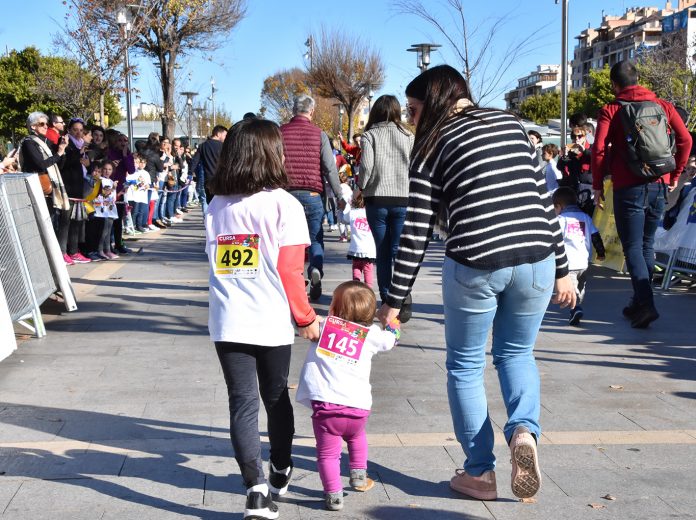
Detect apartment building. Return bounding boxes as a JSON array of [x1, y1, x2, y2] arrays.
[[504, 64, 569, 112], [571, 1, 696, 88]]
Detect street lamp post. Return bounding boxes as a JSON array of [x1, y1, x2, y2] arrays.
[[209, 78, 217, 127], [192, 107, 204, 142], [180, 91, 198, 147], [557, 0, 569, 149], [407, 43, 441, 73], [304, 36, 314, 70], [116, 8, 134, 151]]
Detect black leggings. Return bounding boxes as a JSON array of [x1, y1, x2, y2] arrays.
[[214, 342, 294, 488]]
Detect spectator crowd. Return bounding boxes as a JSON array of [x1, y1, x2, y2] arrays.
[[5, 111, 221, 265]]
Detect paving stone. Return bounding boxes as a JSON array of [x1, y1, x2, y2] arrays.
[[2, 212, 695, 519]]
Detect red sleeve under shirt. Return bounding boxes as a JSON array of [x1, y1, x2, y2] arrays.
[[278, 244, 316, 328]]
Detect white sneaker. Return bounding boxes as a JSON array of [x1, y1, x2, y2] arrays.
[[148, 224, 158, 231], [171, 216, 183, 223], [175, 209, 184, 215]]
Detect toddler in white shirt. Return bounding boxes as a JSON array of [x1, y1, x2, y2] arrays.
[[296, 281, 400, 511]]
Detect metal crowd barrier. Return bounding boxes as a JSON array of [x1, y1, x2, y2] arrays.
[[0, 173, 77, 347]]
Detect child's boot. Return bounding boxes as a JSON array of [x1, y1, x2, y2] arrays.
[[324, 491, 344, 511], [349, 469, 375, 492]]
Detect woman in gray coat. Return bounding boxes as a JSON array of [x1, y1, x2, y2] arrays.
[[359, 95, 414, 320]]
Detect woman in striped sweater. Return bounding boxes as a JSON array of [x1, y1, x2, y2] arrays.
[[377, 65, 576, 501]]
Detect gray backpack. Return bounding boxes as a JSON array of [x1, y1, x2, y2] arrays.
[[618, 100, 676, 181]]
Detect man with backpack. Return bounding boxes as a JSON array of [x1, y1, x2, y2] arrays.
[[592, 60, 692, 328]]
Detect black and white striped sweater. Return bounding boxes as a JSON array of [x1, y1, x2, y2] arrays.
[[386, 109, 569, 308]]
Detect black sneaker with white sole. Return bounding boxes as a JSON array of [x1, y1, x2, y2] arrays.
[[268, 462, 292, 495], [309, 267, 322, 302], [244, 491, 279, 520], [568, 306, 583, 326], [399, 293, 413, 324]]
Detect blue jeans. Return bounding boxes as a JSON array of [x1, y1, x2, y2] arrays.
[[365, 204, 407, 301], [131, 202, 148, 229], [155, 181, 166, 221], [290, 191, 324, 277], [179, 185, 189, 208], [165, 189, 177, 219], [196, 176, 208, 214], [613, 182, 666, 307], [442, 254, 555, 476]]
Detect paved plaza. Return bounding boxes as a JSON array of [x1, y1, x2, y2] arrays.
[[1, 212, 695, 519]]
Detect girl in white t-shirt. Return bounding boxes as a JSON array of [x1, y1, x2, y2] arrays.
[[337, 166, 353, 242], [341, 190, 376, 288], [296, 281, 400, 511], [205, 119, 320, 520], [93, 177, 120, 260]]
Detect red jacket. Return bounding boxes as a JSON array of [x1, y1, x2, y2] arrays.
[[592, 85, 692, 191]]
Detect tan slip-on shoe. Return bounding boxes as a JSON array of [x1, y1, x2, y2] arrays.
[[510, 426, 541, 498], [449, 469, 497, 501]]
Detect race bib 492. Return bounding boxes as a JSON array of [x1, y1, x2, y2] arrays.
[[214, 234, 260, 278]]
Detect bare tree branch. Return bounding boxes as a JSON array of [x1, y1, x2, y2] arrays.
[[305, 27, 385, 139], [394, 0, 548, 105]]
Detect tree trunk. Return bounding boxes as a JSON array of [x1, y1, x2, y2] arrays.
[[161, 68, 176, 138], [347, 103, 355, 141], [99, 91, 105, 127]]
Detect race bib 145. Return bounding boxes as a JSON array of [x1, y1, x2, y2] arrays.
[[316, 316, 369, 365], [214, 234, 260, 278]]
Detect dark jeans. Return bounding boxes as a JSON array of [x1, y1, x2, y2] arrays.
[[165, 189, 177, 219], [365, 204, 408, 301], [113, 202, 125, 248], [179, 185, 189, 208], [290, 191, 325, 277], [57, 206, 81, 255], [131, 201, 148, 229], [84, 216, 102, 253], [613, 182, 666, 307], [215, 342, 294, 489]]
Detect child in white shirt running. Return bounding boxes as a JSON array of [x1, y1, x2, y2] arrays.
[[341, 190, 376, 287], [205, 119, 320, 520], [553, 187, 606, 326], [296, 281, 400, 511]]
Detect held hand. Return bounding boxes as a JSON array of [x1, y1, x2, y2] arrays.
[[299, 317, 321, 342], [377, 304, 400, 328], [593, 189, 605, 209], [551, 276, 577, 309], [668, 183, 678, 192]]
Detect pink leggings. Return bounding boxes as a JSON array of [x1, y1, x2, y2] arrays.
[[311, 401, 370, 493], [352, 259, 374, 287]]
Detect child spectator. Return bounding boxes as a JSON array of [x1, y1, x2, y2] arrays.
[[296, 281, 399, 511], [93, 178, 120, 259], [542, 144, 562, 194], [553, 187, 606, 326], [337, 167, 353, 242], [205, 118, 320, 520], [126, 153, 151, 234], [341, 190, 376, 287]]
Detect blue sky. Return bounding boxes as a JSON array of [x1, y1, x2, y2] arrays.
[[0, 0, 660, 122]]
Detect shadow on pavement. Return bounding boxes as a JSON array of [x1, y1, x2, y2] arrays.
[[0, 403, 480, 518]]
